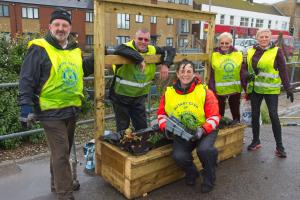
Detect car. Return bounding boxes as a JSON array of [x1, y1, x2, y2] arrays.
[[234, 38, 256, 54]]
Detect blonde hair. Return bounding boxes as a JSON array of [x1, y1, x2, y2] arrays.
[[219, 32, 233, 43], [256, 28, 271, 39]]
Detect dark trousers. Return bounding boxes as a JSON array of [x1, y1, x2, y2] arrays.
[[41, 117, 76, 200], [172, 130, 218, 187], [111, 94, 148, 132], [250, 92, 283, 148], [217, 93, 241, 121]]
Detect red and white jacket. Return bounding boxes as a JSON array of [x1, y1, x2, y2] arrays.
[[157, 77, 221, 135]]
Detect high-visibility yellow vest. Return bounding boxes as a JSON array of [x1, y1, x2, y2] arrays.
[[212, 51, 243, 95], [29, 38, 83, 111], [164, 84, 206, 126], [247, 47, 281, 94], [113, 40, 156, 97]]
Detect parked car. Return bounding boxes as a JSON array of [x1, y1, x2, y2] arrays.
[[234, 38, 256, 54], [271, 35, 295, 57]]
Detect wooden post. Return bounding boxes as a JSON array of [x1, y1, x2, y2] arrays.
[[204, 16, 215, 84], [93, 0, 106, 175]]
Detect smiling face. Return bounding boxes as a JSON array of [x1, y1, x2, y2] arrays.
[[176, 63, 195, 88], [219, 37, 232, 52], [134, 30, 150, 52], [257, 31, 271, 49], [49, 19, 71, 44]]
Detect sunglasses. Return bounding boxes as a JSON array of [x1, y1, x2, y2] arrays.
[[137, 37, 150, 42], [220, 42, 230, 45]]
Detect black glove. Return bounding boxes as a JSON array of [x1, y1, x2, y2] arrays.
[[190, 127, 204, 141], [19, 105, 36, 129], [254, 68, 260, 75], [245, 72, 255, 81], [287, 90, 294, 103]]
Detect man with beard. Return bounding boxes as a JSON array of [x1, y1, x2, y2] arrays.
[[19, 8, 93, 200]]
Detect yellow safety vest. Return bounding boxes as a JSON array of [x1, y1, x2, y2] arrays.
[[212, 51, 243, 95], [164, 84, 206, 126], [247, 47, 281, 94], [29, 38, 83, 111], [113, 40, 157, 97]]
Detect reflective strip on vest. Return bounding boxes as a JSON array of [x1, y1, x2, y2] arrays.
[[215, 81, 241, 87], [254, 82, 281, 88], [115, 77, 152, 88], [257, 72, 279, 79]]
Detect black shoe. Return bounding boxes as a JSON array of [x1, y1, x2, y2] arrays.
[[247, 140, 262, 151], [201, 184, 214, 193], [275, 147, 287, 158], [185, 172, 199, 186]]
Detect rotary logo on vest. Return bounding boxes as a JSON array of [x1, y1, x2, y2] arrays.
[[58, 62, 78, 87]]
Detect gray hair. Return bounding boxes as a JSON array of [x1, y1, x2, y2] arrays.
[[256, 28, 271, 39], [219, 32, 233, 43]]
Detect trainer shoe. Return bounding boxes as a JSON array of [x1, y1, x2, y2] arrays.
[[275, 147, 287, 158], [247, 140, 262, 151], [201, 183, 214, 193]]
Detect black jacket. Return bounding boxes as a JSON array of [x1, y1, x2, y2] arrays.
[[19, 33, 94, 120]]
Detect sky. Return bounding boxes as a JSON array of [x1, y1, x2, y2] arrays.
[[253, 0, 283, 3]]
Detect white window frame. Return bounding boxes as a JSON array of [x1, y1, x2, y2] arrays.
[[230, 16, 234, 26], [240, 17, 249, 27], [255, 19, 264, 28], [86, 35, 93, 45], [22, 7, 39, 19], [167, 17, 174, 25], [0, 4, 9, 17], [181, 19, 189, 33], [117, 13, 130, 29], [220, 14, 225, 25], [268, 20, 272, 28], [116, 36, 130, 45], [166, 37, 173, 47], [135, 15, 143, 23], [86, 11, 93, 22], [150, 16, 157, 24]]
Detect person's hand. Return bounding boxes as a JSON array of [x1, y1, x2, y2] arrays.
[[245, 72, 255, 81], [139, 60, 146, 72], [190, 127, 204, 141], [19, 105, 36, 129], [159, 64, 169, 80], [102, 132, 122, 142], [287, 89, 294, 103]]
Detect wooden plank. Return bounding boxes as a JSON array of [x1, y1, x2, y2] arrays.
[[204, 16, 216, 84], [94, 0, 106, 175], [104, 53, 209, 65], [99, 0, 215, 21]]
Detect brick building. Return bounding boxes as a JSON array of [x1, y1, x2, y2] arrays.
[[0, 0, 197, 51]]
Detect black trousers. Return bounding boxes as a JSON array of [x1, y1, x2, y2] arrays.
[[111, 92, 148, 132], [217, 93, 241, 121], [250, 92, 283, 148], [172, 130, 218, 187]]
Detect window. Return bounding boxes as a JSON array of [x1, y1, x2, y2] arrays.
[[220, 14, 225, 25], [240, 17, 249, 27], [255, 19, 263, 28], [179, 38, 189, 47], [166, 37, 173, 47], [86, 35, 93, 45], [181, 19, 189, 33], [117, 13, 130, 29], [251, 18, 254, 27], [22, 7, 39, 19], [168, 0, 175, 3], [268, 20, 271, 28], [86, 11, 93, 22], [135, 15, 143, 23], [0, 4, 9, 17], [230, 16, 234, 25], [167, 17, 174, 25], [275, 20, 278, 29], [179, 0, 189, 4], [150, 16, 157, 24], [116, 36, 130, 45], [281, 22, 288, 30]]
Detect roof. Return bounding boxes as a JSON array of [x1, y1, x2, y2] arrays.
[[0, 0, 93, 9], [194, 0, 283, 15]]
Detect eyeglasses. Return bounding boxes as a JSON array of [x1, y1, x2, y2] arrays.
[[137, 37, 150, 42], [220, 42, 230, 45]]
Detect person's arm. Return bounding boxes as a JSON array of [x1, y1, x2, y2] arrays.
[[157, 95, 168, 131], [114, 44, 144, 64], [208, 68, 216, 93], [82, 54, 94, 77], [275, 48, 291, 91], [19, 46, 44, 106], [240, 60, 248, 92], [201, 89, 221, 135], [155, 46, 176, 80]]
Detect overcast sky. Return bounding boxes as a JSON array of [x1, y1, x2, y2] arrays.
[[253, 0, 283, 3]]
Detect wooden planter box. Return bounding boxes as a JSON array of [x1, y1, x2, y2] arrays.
[[100, 124, 245, 199]]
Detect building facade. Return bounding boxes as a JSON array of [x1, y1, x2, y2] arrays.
[[194, 0, 290, 40], [0, 0, 197, 51]]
